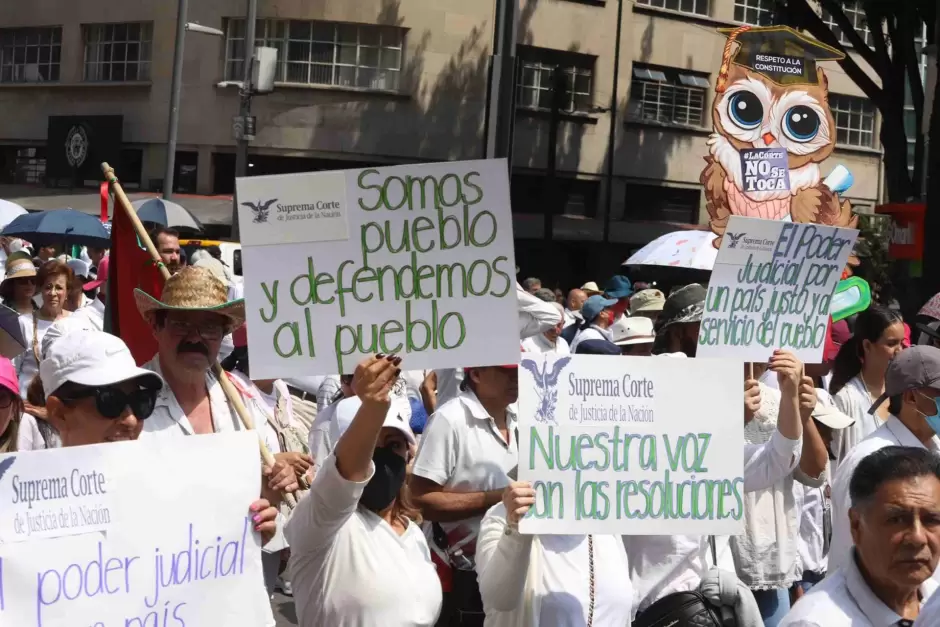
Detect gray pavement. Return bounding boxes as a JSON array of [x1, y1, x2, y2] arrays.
[[272, 592, 298, 626]]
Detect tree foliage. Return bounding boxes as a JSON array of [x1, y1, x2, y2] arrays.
[[773, 0, 932, 201]]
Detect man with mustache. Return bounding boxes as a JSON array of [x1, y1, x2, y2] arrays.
[[780, 446, 940, 626], [134, 267, 301, 482]]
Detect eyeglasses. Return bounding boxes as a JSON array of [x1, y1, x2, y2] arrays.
[[165, 319, 225, 341], [59, 386, 159, 420], [0, 391, 16, 409]]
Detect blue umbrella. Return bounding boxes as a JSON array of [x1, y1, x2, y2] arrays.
[[132, 198, 203, 230], [0, 209, 111, 248]]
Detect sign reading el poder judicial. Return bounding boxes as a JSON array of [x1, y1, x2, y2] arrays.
[[697, 216, 858, 363], [0, 432, 272, 627], [235, 159, 520, 379], [518, 354, 744, 535]]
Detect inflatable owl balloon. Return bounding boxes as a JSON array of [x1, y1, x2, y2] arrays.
[[701, 26, 858, 247]]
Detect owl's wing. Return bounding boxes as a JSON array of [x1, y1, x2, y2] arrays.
[[790, 186, 824, 224], [791, 185, 858, 229], [701, 156, 731, 246]]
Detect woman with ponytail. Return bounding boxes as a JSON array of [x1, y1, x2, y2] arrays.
[[828, 305, 904, 472]]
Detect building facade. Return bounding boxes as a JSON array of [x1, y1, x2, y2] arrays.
[[0, 0, 885, 283]]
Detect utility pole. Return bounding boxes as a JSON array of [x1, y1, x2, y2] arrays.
[[484, 0, 519, 162], [602, 0, 624, 248], [231, 0, 258, 240], [163, 0, 188, 200], [543, 66, 565, 245]]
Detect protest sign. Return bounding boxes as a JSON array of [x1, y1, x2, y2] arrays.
[[0, 431, 272, 627], [518, 354, 743, 535], [740, 148, 790, 194], [698, 216, 858, 363], [235, 159, 519, 378]]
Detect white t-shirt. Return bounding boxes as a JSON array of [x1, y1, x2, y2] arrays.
[[522, 334, 570, 355], [797, 468, 830, 576], [15, 413, 45, 451], [538, 534, 632, 627], [285, 455, 442, 627], [412, 390, 518, 565], [14, 314, 57, 397]]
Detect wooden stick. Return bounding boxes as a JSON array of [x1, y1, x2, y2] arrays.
[[101, 162, 297, 509], [748, 363, 754, 380]]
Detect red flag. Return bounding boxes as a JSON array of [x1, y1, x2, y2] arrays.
[[99, 182, 109, 223], [106, 206, 164, 365]]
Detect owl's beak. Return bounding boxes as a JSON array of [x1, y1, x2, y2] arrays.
[[762, 132, 777, 146]]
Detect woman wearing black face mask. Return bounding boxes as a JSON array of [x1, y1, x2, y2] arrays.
[[285, 354, 442, 627]]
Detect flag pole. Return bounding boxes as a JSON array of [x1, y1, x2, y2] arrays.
[[100, 162, 297, 508]]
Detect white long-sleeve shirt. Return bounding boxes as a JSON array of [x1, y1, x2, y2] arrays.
[[626, 430, 803, 615]]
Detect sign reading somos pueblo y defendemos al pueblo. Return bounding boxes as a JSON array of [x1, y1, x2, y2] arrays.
[[518, 354, 744, 535], [0, 432, 271, 627], [235, 159, 520, 379], [698, 216, 857, 364]]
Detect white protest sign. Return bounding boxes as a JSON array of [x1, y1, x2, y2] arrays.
[[0, 431, 273, 627], [518, 354, 743, 535], [698, 216, 858, 363], [236, 159, 520, 379]]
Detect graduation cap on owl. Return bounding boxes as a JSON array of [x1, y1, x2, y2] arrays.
[[716, 25, 845, 93]]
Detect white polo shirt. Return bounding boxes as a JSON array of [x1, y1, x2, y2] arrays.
[[285, 455, 442, 627], [829, 416, 940, 576], [412, 389, 517, 565], [780, 551, 937, 626]]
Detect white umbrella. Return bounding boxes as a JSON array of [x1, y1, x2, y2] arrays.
[[132, 197, 203, 230], [0, 199, 28, 230], [624, 230, 718, 271]]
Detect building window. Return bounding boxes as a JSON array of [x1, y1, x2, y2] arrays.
[[83, 22, 153, 82], [627, 65, 709, 127], [516, 47, 595, 113], [0, 27, 62, 83], [734, 0, 775, 26], [224, 19, 404, 91], [636, 0, 709, 16], [511, 174, 599, 217], [822, 2, 872, 47], [829, 94, 875, 148], [623, 183, 700, 223]]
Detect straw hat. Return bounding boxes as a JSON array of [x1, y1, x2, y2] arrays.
[[3, 251, 36, 282], [134, 266, 245, 328]]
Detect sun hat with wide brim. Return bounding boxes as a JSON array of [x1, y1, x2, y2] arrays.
[[2, 251, 36, 283], [134, 266, 245, 328]]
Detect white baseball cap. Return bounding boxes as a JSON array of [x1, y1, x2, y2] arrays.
[[67, 259, 91, 279], [611, 316, 656, 346], [40, 330, 164, 400], [331, 395, 415, 446], [812, 391, 855, 430]]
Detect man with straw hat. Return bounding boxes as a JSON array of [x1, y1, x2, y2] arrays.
[[134, 266, 300, 492]]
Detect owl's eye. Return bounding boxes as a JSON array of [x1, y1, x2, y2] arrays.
[[783, 106, 821, 143], [728, 92, 763, 130]]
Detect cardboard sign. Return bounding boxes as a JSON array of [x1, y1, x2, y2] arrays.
[[698, 216, 858, 363], [740, 148, 790, 193], [518, 354, 743, 535], [0, 432, 273, 627], [235, 159, 519, 378]]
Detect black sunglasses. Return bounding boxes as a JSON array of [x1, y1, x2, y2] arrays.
[[59, 386, 158, 420]]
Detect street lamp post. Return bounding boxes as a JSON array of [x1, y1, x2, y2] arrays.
[[162, 2, 224, 201]]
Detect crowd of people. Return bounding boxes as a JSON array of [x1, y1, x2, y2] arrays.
[[4, 226, 940, 627]]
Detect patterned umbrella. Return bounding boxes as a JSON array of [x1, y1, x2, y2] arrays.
[[624, 230, 718, 271], [132, 198, 203, 230]]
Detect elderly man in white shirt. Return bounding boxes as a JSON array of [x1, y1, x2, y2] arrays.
[[521, 302, 569, 355], [828, 346, 940, 577], [781, 446, 940, 626]]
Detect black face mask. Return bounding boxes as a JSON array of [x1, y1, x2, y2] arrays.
[[360, 445, 407, 512]]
